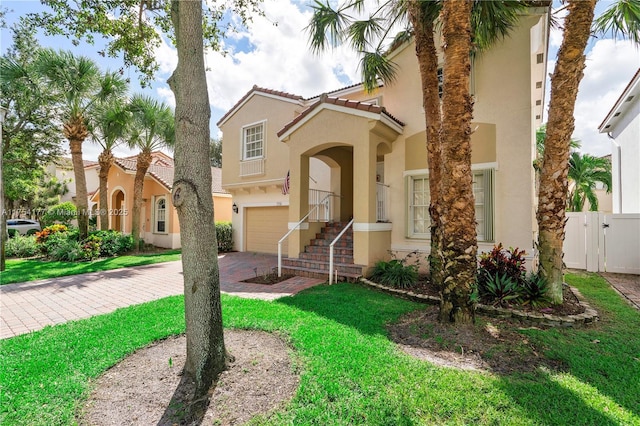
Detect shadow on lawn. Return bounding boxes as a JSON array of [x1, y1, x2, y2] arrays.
[[0, 261, 179, 293], [280, 281, 639, 423], [278, 282, 420, 337]]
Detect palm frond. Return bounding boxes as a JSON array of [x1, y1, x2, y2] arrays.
[[306, 0, 350, 54], [472, 0, 527, 52], [360, 50, 398, 91], [348, 17, 385, 51], [594, 0, 640, 44]]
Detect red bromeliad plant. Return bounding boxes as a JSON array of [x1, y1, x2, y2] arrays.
[[478, 243, 527, 286]]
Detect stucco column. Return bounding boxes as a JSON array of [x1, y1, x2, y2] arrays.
[[352, 133, 379, 267], [287, 154, 310, 257]]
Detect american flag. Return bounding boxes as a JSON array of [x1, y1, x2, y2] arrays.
[[282, 170, 290, 195]]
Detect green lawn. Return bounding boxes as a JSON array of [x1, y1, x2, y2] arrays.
[[1, 273, 638, 425], [0, 250, 181, 285]]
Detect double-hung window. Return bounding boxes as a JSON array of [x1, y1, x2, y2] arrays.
[[243, 122, 264, 160], [407, 169, 494, 242]]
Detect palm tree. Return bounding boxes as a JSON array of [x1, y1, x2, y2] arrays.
[[537, 0, 639, 303], [36, 50, 127, 239], [567, 152, 611, 212], [308, 0, 525, 323], [126, 94, 175, 252], [88, 101, 131, 230]]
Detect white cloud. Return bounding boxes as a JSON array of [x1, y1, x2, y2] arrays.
[[572, 39, 640, 157], [202, 0, 362, 116]]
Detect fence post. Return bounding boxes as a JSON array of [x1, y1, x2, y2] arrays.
[[585, 212, 600, 272]]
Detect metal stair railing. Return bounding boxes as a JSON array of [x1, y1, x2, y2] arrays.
[[329, 218, 355, 285], [277, 194, 332, 277]]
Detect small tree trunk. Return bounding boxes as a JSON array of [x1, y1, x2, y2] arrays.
[[131, 150, 152, 252], [438, 0, 476, 324], [537, 0, 596, 304], [65, 117, 89, 240], [407, 3, 443, 289], [168, 0, 226, 403], [97, 149, 113, 231]]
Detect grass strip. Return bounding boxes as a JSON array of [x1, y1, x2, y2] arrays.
[[1, 274, 638, 425], [0, 250, 181, 285]]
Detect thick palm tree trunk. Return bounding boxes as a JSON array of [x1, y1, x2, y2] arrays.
[[97, 149, 113, 231], [131, 150, 152, 251], [64, 117, 89, 239], [168, 0, 226, 408], [407, 3, 443, 290], [537, 0, 596, 304], [438, 0, 476, 324]]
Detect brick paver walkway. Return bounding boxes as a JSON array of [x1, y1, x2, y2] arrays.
[[600, 272, 640, 310], [0, 252, 324, 339]]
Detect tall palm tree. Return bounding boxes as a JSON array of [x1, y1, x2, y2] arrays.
[[308, 0, 525, 323], [36, 50, 127, 239], [127, 94, 175, 251], [537, 0, 639, 303], [88, 101, 131, 230], [567, 152, 611, 212]]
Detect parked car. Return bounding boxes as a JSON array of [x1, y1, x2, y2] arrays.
[[7, 219, 41, 236]]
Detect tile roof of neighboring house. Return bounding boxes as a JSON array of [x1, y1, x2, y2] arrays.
[[217, 85, 305, 127], [113, 152, 228, 195], [277, 94, 405, 138]]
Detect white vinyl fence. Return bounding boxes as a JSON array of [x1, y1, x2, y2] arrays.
[[563, 212, 640, 274]]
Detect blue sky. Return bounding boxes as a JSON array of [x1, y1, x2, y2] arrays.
[[2, 0, 638, 160]]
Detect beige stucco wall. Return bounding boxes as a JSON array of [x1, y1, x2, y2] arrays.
[[380, 12, 544, 264], [221, 93, 302, 189]]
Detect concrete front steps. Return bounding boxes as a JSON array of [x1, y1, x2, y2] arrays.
[[282, 222, 365, 282]]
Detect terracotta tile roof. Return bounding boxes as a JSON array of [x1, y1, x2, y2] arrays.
[[306, 81, 383, 101], [277, 94, 404, 138], [113, 153, 228, 195], [216, 85, 305, 127]]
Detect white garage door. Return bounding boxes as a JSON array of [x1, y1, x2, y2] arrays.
[[245, 206, 289, 254]]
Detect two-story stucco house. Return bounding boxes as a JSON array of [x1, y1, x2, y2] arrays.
[[219, 5, 550, 280], [90, 151, 233, 249]]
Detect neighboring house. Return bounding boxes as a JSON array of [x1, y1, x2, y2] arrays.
[[90, 151, 232, 249], [45, 158, 100, 206], [219, 6, 549, 278], [598, 68, 640, 214]]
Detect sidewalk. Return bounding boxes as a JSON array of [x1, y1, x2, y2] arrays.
[[0, 252, 324, 339]]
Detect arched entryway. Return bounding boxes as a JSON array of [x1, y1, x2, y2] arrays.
[[111, 189, 125, 232], [278, 97, 402, 268]]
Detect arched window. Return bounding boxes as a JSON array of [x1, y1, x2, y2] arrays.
[[155, 198, 166, 233]]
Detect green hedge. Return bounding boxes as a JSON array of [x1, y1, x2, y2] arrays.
[[215, 221, 233, 253]]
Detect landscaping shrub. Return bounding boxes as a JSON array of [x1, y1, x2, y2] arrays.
[[4, 235, 39, 258], [36, 224, 69, 245], [521, 272, 551, 307], [41, 202, 77, 227], [216, 221, 233, 253], [81, 235, 101, 261], [476, 271, 522, 307], [369, 251, 420, 289], [476, 244, 550, 307], [90, 230, 134, 257], [478, 243, 527, 287], [49, 238, 85, 262]]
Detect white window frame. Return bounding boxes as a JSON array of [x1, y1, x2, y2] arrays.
[[241, 120, 266, 161], [154, 196, 168, 234], [405, 167, 494, 242]]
